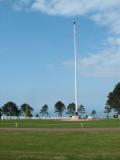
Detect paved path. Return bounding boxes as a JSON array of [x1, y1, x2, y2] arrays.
[[0, 128, 120, 132]]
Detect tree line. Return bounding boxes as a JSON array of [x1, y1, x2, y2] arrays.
[[0, 82, 120, 119], [0, 102, 33, 118], [0, 101, 96, 118]]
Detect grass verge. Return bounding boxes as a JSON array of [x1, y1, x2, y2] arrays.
[[0, 131, 120, 160]]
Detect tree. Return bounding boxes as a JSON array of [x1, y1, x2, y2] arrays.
[[91, 110, 96, 118], [2, 101, 20, 116], [78, 105, 86, 117], [104, 105, 111, 119], [35, 114, 39, 117], [40, 104, 48, 116], [67, 103, 75, 115], [106, 82, 120, 114], [0, 108, 2, 119], [55, 101, 65, 117], [21, 103, 33, 117]]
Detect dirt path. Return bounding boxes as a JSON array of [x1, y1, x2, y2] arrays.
[[0, 128, 120, 132]]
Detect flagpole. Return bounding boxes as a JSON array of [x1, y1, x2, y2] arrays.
[[73, 19, 78, 115]]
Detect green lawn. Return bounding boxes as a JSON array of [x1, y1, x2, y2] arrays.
[[0, 119, 120, 128], [0, 119, 120, 160], [0, 131, 120, 160]]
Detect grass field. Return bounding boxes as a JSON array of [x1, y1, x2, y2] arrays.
[[0, 119, 120, 160], [0, 119, 120, 128]]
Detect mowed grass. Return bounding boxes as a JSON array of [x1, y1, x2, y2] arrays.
[[0, 120, 120, 160], [0, 119, 120, 128], [0, 131, 120, 160]]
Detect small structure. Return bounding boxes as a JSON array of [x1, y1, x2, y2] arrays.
[[71, 115, 80, 120], [87, 116, 93, 120]]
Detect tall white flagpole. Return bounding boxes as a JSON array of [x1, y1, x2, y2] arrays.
[[73, 19, 78, 115]]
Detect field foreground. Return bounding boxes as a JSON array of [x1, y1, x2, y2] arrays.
[[0, 119, 120, 160], [0, 131, 120, 160]]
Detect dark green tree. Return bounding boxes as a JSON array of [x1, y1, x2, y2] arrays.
[[40, 104, 48, 116], [78, 105, 86, 116], [55, 101, 65, 117], [21, 103, 33, 117], [104, 105, 111, 118], [106, 82, 120, 114], [67, 103, 75, 115], [0, 108, 2, 119], [91, 110, 96, 118], [2, 101, 20, 116], [36, 114, 39, 117]]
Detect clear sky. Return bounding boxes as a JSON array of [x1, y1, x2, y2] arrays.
[[0, 0, 120, 113]]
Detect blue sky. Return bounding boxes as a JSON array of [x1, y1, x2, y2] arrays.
[[0, 0, 120, 113]]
